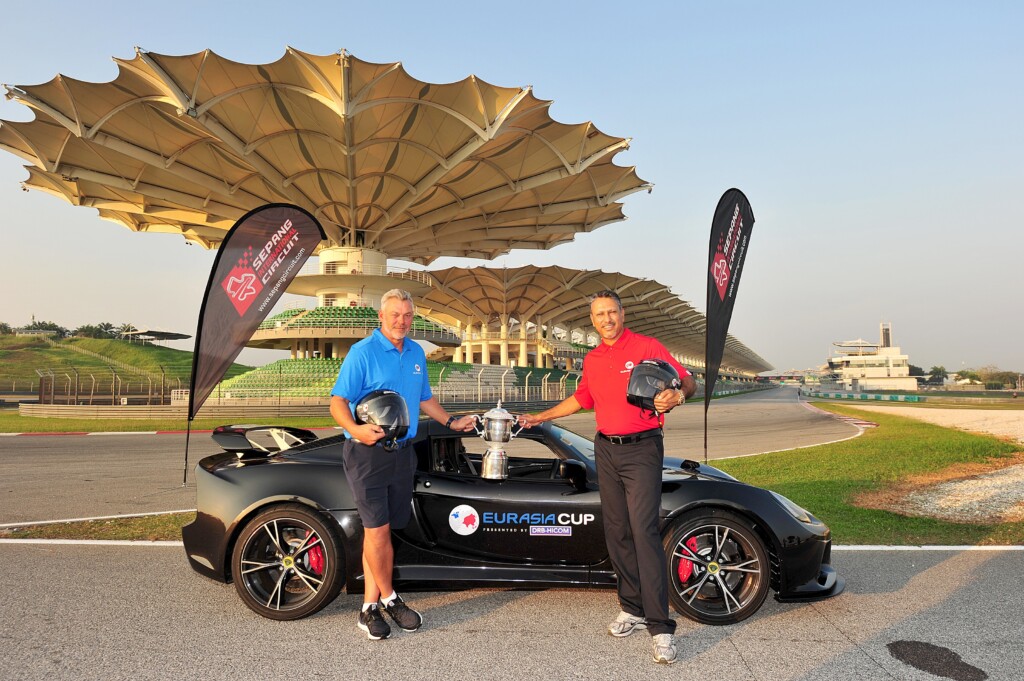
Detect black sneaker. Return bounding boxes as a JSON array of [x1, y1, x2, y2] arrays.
[[381, 595, 423, 631], [357, 604, 391, 640]]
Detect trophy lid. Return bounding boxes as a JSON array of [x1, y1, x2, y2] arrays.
[[482, 401, 515, 421]]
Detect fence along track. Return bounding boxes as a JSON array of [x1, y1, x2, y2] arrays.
[[42, 337, 162, 380], [18, 399, 563, 421]]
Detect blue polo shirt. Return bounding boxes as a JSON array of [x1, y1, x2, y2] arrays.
[[330, 329, 433, 440]]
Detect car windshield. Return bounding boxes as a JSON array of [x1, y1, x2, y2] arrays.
[[544, 424, 596, 462]]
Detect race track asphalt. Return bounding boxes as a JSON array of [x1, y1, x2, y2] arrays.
[[0, 387, 859, 524], [1, 544, 1019, 680]]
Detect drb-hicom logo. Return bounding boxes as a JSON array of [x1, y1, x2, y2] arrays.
[[221, 245, 264, 316], [449, 504, 479, 536], [711, 203, 744, 301]]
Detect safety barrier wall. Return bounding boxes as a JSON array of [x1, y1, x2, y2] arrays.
[[18, 383, 776, 419], [18, 399, 564, 420], [806, 390, 1017, 406], [809, 391, 923, 402]]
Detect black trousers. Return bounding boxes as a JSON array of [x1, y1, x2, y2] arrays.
[[595, 434, 675, 636]]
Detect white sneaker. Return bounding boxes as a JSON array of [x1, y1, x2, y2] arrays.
[[608, 610, 647, 637], [652, 633, 677, 664]]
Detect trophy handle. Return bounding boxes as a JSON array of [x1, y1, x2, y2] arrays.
[[470, 414, 484, 436], [510, 421, 526, 439]]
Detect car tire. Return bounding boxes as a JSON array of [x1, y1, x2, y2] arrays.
[[664, 509, 769, 625], [231, 503, 345, 621]]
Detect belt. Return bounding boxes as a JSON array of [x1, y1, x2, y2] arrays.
[[597, 427, 663, 445], [349, 438, 410, 449]]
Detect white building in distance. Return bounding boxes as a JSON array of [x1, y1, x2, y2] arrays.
[[823, 322, 918, 392]]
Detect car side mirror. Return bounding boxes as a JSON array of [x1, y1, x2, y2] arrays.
[[558, 460, 588, 490]]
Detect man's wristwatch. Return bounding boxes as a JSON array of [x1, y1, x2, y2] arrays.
[[445, 415, 456, 429]]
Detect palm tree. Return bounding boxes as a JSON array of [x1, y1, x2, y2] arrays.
[[118, 322, 138, 341]]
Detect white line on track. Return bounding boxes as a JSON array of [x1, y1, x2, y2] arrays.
[[0, 539, 183, 546], [0, 509, 195, 529], [715, 428, 866, 460], [0, 538, 1019, 550], [832, 545, 1024, 551], [86, 431, 158, 435], [704, 393, 871, 458]]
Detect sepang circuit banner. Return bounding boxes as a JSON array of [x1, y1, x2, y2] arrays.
[[704, 188, 755, 413], [188, 204, 325, 420]]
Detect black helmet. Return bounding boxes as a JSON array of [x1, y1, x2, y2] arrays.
[[354, 389, 410, 450], [626, 359, 682, 416]]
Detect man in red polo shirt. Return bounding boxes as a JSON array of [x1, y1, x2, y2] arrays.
[[519, 289, 696, 665]]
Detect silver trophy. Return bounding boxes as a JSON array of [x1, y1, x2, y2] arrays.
[[472, 402, 524, 480]]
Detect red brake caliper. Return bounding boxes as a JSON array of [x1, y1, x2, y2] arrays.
[[305, 531, 325, 575], [676, 537, 699, 582]]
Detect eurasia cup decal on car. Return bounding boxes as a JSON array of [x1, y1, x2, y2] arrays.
[[449, 505, 480, 535]]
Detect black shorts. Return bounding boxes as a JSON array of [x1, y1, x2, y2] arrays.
[[342, 439, 416, 530]]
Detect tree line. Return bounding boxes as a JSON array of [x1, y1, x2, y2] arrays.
[[924, 364, 1021, 390], [0, 320, 141, 339]]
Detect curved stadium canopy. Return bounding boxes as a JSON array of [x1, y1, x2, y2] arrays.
[[419, 265, 772, 375], [1, 48, 649, 262], [0, 48, 771, 375]]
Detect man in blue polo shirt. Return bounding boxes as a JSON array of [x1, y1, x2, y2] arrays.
[[330, 288, 475, 640]]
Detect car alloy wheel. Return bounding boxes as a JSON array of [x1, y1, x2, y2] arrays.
[[664, 510, 769, 625], [231, 503, 344, 620]]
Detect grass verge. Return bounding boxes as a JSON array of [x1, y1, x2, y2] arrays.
[[1, 512, 196, 541], [716, 403, 1024, 545]]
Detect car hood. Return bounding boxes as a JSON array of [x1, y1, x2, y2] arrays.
[[663, 456, 738, 482]]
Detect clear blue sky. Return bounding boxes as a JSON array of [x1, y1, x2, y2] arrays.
[[1, 1, 1021, 372]]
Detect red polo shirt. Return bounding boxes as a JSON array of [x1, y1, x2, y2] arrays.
[[573, 328, 691, 436]]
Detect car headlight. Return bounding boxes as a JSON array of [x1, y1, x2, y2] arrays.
[[769, 491, 818, 524]]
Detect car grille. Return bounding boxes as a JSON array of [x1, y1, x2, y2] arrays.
[[769, 547, 782, 591]]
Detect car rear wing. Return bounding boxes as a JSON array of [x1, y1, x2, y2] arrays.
[[212, 425, 319, 459]]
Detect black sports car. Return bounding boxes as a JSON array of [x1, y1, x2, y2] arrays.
[[182, 420, 844, 624]]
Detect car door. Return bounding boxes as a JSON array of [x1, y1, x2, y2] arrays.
[[412, 433, 607, 565]]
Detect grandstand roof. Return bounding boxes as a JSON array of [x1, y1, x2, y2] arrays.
[[0, 49, 649, 263], [418, 265, 773, 374], [120, 328, 191, 341]]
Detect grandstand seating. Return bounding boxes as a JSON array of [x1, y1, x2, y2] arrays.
[[212, 357, 581, 402], [216, 358, 343, 399], [258, 308, 307, 330], [255, 306, 456, 338]]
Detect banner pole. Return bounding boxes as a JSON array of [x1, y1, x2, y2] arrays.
[[182, 417, 192, 487], [700, 401, 708, 464]]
